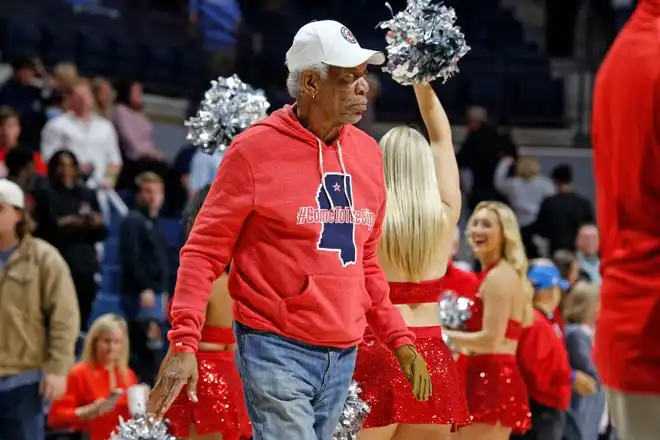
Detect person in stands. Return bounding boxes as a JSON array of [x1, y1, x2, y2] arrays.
[[119, 172, 169, 384], [35, 150, 108, 330], [493, 156, 555, 259], [49, 314, 138, 440], [0, 107, 47, 178], [564, 282, 605, 440], [113, 81, 169, 189], [514, 264, 597, 440], [0, 179, 80, 440], [0, 57, 44, 150], [41, 78, 122, 189], [535, 164, 594, 255]]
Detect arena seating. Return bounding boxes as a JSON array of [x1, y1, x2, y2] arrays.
[[0, 1, 204, 97], [1, 0, 564, 126]]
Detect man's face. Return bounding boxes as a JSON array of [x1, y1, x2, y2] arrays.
[[0, 117, 20, 148], [138, 181, 164, 213], [70, 84, 94, 114], [15, 67, 35, 85], [576, 225, 599, 257], [0, 203, 21, 237], [313, 63, 370, 125]]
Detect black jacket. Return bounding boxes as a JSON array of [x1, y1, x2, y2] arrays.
[[535, 192, 595, 254], [33, 183, 108, 274], [119, 208, 169, 295]]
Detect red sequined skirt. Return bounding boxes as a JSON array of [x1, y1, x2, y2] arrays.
[[353, 326, 470, 429], [465, 354, 531, 434], [165, 350, 252, 440]]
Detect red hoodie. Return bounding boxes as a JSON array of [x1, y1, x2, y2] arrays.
[[168, 105, 415, 352], [592, 0, 660, 394], [517, 309, 572, 410]]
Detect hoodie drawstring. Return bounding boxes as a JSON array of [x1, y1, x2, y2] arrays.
[[317, 138, 353, 210]]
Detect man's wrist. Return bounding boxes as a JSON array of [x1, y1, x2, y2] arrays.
[[171, 341, 196, 354]]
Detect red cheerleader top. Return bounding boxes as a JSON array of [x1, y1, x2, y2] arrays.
[[466, 263, 524, 340], [389, 278, 444, 305]]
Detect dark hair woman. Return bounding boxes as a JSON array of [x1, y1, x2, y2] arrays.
[[35, 149, 108, 329]]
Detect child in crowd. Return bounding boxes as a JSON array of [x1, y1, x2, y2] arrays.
[[564, 282, 606, 440], [513, 264, 598, 440]]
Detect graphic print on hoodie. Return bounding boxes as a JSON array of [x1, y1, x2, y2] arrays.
[[316, 173, 356, 266]]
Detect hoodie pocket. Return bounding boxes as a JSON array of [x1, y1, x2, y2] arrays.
[[280, 275, 372, 344]]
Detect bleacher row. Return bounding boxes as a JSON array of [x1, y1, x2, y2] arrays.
[[2, 0, 565, 126], [0, 1, 205, 98]]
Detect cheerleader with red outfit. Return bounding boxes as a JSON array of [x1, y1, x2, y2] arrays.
[[441, 233, 480, 387], [353, 83, 470, 440], [444, 202, 534, 440], [161, 186, 251, 440]]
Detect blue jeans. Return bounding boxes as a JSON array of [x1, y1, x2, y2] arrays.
[[234, 322, 357, 440], [0, 382, 44, 440]]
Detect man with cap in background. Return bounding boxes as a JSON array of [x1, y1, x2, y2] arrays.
[[0, 179, 80, 440], [513, 264, 597, 440], [150, 20, 431, 440]]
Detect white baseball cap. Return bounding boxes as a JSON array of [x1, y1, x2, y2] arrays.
[[0, 179, 25, 209], [286, 20, 385, 71]]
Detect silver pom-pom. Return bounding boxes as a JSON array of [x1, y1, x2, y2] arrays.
[[110, 416, 177, 440], [439, 291, 473, 359], [185, 74, 270, 154], [333, 381, 371, 440], [439, 291, 473, 329], [378, 0, 470, 85]]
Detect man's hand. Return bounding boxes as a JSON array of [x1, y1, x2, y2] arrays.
[[40, 373, 66, 401], [148, 350, 198, 418], [140, 289, 157, 309], [573, 370, 597, 396], [394, 345, 432, 401]]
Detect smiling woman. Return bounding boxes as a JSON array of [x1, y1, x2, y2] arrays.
[[49, 314, 138, 440], [443, 201, 534, 440]]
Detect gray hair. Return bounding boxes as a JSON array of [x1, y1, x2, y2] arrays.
[[286, 63, 329, 99], [466, 106, 488, 123]]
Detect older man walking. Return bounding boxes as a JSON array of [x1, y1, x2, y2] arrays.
[[150, 20, 430, 440]]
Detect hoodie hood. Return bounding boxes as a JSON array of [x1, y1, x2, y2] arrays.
[[252, 104, 349, 148]]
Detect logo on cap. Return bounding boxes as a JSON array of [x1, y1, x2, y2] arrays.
[[340, 26, 357, 44]]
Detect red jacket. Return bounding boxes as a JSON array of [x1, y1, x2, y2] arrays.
[[517, 309, 572, 410], [592, 0, 660, 394], [49, 362, 137, 440], [169, 105, 414, 352]]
